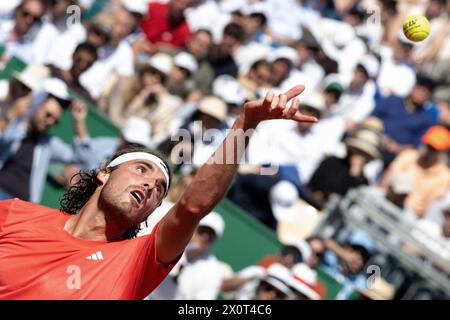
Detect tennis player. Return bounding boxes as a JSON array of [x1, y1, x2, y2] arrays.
[[0, 85, 316, 299]]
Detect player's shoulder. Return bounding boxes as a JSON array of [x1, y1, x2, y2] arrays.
[[0, 198, 57, 214]]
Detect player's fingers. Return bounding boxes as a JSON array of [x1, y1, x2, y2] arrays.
[[277, 94, 287, 110], [283, 100, 298, 119], [282, 85, 305, 101], [263, 90, 274, 108], [292, 112, 318, 123], [270, 95, 280, 111]]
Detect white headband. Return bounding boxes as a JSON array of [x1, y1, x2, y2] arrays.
[[107, 152, 170, 197]]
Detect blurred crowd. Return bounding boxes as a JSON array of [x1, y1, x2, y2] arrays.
[[1, 0, 450, 300]]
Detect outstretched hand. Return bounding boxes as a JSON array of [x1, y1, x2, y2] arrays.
[[243, 85, 318, 128]]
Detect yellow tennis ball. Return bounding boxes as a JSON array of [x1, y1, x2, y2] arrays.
[[403, 15, 430, 42]]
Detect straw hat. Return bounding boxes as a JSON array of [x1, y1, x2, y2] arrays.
[[197, 96, 228, 122], [13, 65, 50, 92], [344, 129, 381, 160]]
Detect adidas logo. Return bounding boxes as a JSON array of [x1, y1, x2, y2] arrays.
[[86, 251, 104, 261]]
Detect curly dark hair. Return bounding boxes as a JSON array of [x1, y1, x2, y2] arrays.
[[60, 146, 171, 239]]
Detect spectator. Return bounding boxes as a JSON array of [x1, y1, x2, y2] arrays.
[[0, 64, 49, 130], [372, 75, 438, 167], [252, 263, 295, 300], [148, 211, 227, 300], [381, 126, 450, 219], [238, 59, 272, 100], [212, 75, 247, 127], [0, 79, 87, 202], [44, 21, 111, 71], [306, 236, 327, 269], [167, 51, 198, 99], [321, 230, 375, 300], [294, 35, 325, 89], [47, 42, 98, 103], [377, 34, 417, 98], [180, 95, 228, 167], [123, 53, 183, 140], [233, 8, 271, 75], [320, 20, 367, 78], [248, 91, 345, 185], [321, 74, 344, 115], [307, 128, 382, 209], [269, 46, 299, 89], [208, 22, 244, 78], [184, 29, 214, 94], [0, 0, 46, 63], [382, 172, 415, 212], [222, 243, 305, 300], [330, 55, 379, 132], [80, 3, 141, 100], [31, 0, 80, 65]]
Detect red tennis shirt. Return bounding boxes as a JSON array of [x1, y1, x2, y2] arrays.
[[0, 199, 178, 300]]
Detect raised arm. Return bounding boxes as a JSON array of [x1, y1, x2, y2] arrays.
[[156, 85, 318, 264]]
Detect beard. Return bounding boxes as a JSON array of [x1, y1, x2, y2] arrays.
[[98, 180, 157, 233], [98, 181, 137, 231]]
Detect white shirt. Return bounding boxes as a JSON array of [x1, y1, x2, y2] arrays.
[[377, 46, 416, 98], [279, 69, 318, 96], [265, 0, 303, 41], [43, 23, 87, 69], [233, 265, 266, 300], [148, 251, 227, 300], [185, 0, 222, 33], [319, 20, 367, 79], [189, 122, 227, 168], [234, 41, 272, 76], [30, 21, 67, 65], [247, 116, 345, 183], [80, 40, 135, 99], [331, 80, 376, 123]]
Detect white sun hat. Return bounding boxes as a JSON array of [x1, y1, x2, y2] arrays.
[[122, 0, 148, 15], [174, 51, 199, 74], [269, 181, 300, 222], [285, 239, 312, 263], [121, 116, 153, 148], [197, 95, 228, 122], [269, 46, 299, 66], [300, 91, 326, 112], [287, 263, 321, 300], [212, 75, 246, 105], [198, 211, 225, 238], [13, 64, 50, 92], [148, 53, 173, 76], [357, 54, 380, 79], [43, 78, 71, 101]]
